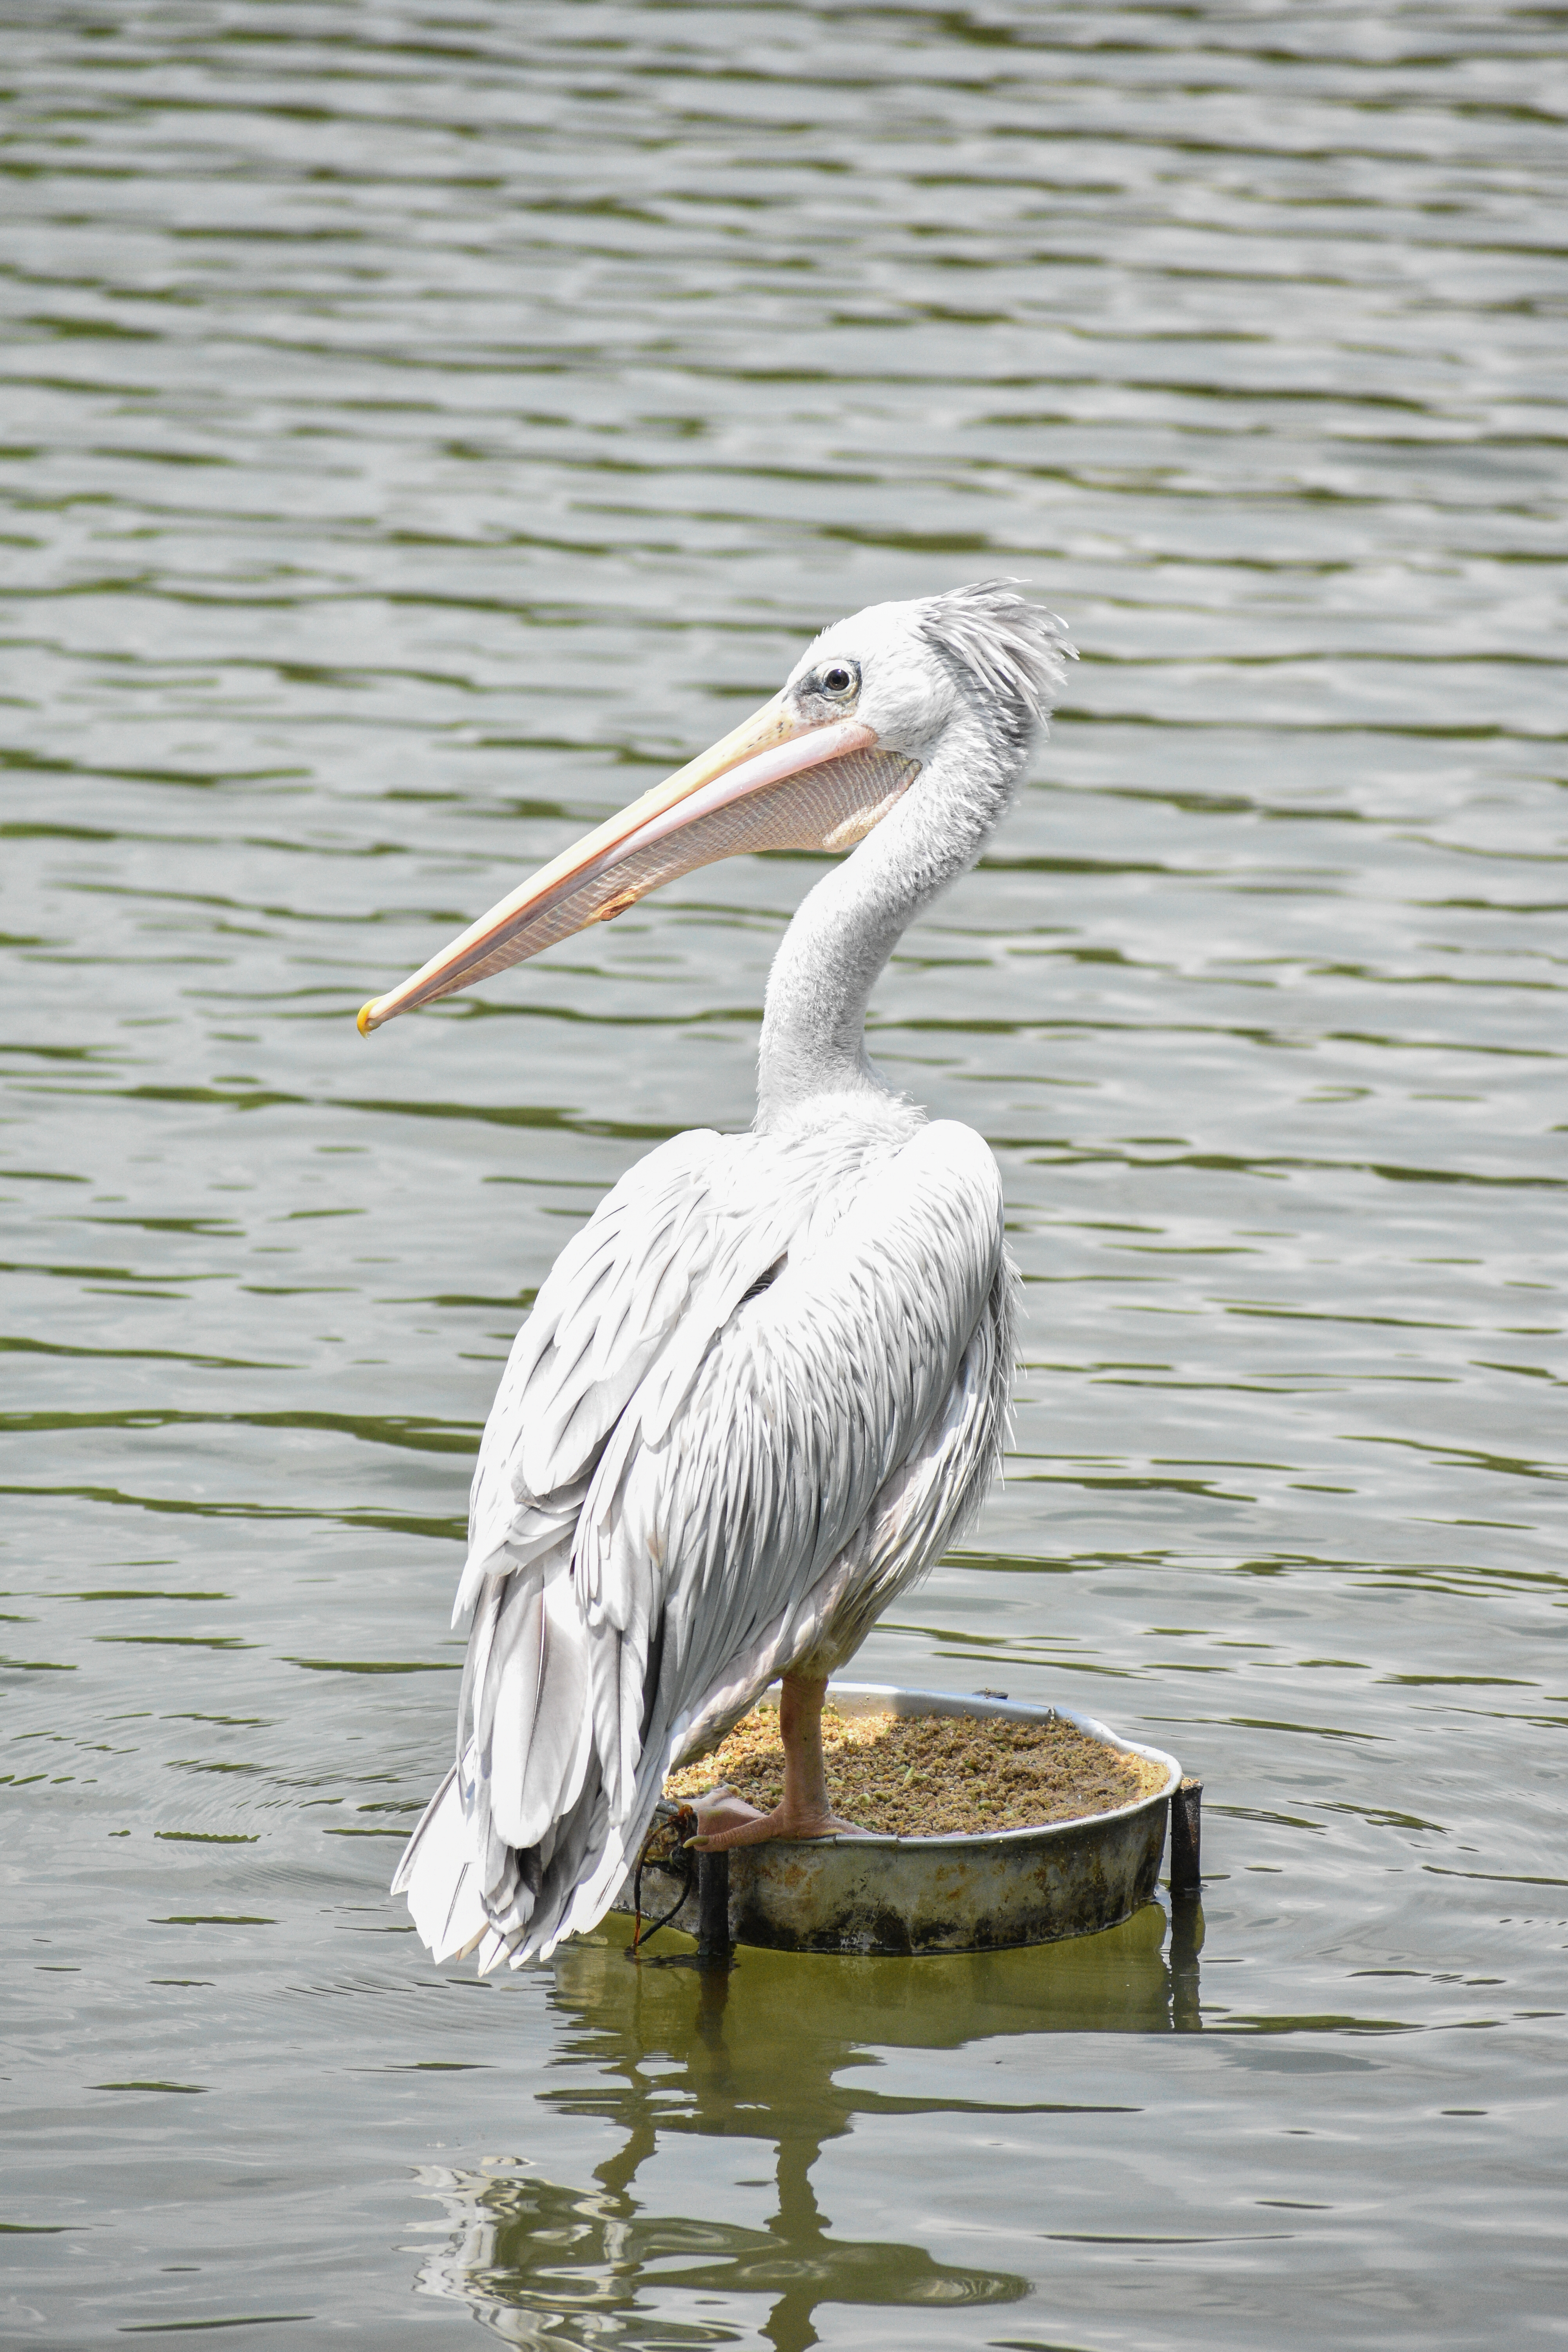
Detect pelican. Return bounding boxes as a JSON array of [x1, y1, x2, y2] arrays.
[[366, 582, 1072, 1971]]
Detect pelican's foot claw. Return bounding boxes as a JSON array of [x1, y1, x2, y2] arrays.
[[687, 1791, 868, 1851], [686, 1786, 764, 1842]]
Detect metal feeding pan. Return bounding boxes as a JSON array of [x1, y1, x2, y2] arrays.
[[615, 1681, 1184, 1959]]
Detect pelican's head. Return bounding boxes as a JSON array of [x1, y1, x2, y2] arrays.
[[356, 581, 1071, 1032], [787, 580, 1071, 771]]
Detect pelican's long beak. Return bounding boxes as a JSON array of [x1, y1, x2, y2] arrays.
[[357, 697, 915, 1033]]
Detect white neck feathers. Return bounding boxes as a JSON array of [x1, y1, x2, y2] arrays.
[[755, 711, 1019, 1131]]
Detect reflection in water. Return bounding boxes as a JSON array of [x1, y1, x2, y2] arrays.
[[417, 1902, 1203, 2347]]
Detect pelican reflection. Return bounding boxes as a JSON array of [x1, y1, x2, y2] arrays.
[[414, 1899, 1202, 2348]]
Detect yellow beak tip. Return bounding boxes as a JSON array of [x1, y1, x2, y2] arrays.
[[356, 1000, 377, 1036]]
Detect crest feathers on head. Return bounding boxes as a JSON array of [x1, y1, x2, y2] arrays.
[[915, 579, 1074, 747]]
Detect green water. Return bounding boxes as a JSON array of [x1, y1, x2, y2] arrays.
[[2, 6, 1564, 2347]]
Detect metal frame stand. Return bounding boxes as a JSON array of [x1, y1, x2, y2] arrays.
[[1169, 1776, 1202, 1896], [696, 1847, 732, 1962]]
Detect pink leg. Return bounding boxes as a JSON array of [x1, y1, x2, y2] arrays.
[[689, 1671, 866, 1850]]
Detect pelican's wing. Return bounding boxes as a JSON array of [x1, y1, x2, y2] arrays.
[[542, 1117, 1008, 1951], [397, 1116, 1009, 1971]]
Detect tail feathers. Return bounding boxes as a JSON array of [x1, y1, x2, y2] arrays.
[[392, 1737, 631, 1975], [390, 1765, 490, 1964], [392, 1761, 648, 1975], [395, 1564, 688, 1974], [475, 1781, 622, 1972]]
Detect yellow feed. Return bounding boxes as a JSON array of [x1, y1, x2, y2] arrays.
[[665, 1704, 1167, 1838]]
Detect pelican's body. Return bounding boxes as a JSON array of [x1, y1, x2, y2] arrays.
[[367, 583, 1071, 1969]]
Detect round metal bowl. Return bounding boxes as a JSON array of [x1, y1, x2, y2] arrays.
[[615, 1680, 1182, 1958]]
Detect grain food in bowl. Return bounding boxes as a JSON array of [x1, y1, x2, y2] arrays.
[[666, 1702, 1168, 1838]]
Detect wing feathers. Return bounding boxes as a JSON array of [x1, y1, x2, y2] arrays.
[[398, 1112, 1012, 1970], [579, 1120, 1005, 1832]]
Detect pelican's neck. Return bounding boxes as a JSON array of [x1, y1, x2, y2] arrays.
[[755, 719, 1017, 1132]]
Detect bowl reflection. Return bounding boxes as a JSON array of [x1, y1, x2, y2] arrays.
[[413, 1898, 1202, 2348]]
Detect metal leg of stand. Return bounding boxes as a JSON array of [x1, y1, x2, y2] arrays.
[[696, 1846, 731, 1962], [1170, 1776, 1202, 1896]]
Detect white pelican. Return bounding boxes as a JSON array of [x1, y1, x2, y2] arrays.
[[366, 582, 1071, 1971]]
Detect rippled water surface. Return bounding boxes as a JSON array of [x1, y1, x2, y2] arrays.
[[3, 5, 1566, 2346]]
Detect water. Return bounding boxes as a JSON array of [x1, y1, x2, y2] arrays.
[[2, 4, 1564, 2345]]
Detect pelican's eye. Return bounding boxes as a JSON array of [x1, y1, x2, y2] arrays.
[[814, 660, 859, 701]]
